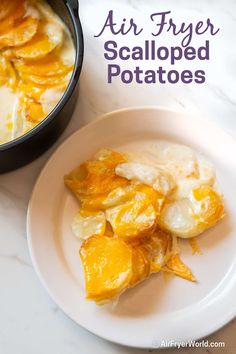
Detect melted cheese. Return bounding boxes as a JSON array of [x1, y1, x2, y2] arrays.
[[0, 0, 75, 145]]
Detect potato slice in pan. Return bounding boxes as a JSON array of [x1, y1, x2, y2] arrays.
[[0, 17, 39, 49], [0, 58, 7, 86], [72, 211, 106, 240], [0, 0, 19, 21], [19, 80, 67, 102], [14, 54, 73, 77], [64, 163, 89, 199], [18, 81, 46, 101], [24, 99, 45, 123], [139, 247, 151, 279], [80, 235, 133, 303], [80, 184, 144, 213], [13, 33, 57, 60], [106, 199, 157, 241], [12, 102, 37, 139], [188, 237, 202, 255], [0, 1, 26, 34], [13, 20, 63, 60], [39, 86, 66, 115], [21, 72, 71, 87], [80, 184, 135, 213], [0, 56, 17, 88]]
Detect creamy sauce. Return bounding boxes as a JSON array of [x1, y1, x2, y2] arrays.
[[40, 87, 65, 115], [0, 87, 18, 144], [0, 0, 75, 145]]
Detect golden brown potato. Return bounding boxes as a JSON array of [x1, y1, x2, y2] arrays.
[[106, 199, 157, 241], [80, 235, 133, 303]]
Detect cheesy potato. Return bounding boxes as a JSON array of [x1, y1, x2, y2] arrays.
[[65, 145, 224, 304]]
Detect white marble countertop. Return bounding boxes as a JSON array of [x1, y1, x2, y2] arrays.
[[0, 0, 235, 353]]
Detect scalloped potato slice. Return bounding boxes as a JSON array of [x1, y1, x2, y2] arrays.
[[159, 185, 224, 238], [72, 211, 106, 240], [145, 143, 199, 180], [115, 162, 175, 196], [0, 1, 26, 34], [13, 20, 63, 60], [163, 254, 196, 282], [0, 0, 19, 21], [39, 86, 65, 115], [106, 199, 157, 241], [14, 54, 73, 77], [130, 247, 151, 286], [65, 162, 128, 199], [25, 102, 43, 124], [65, 150, 128, 199], [80, 182, 164, 215], [19, 80, 67, 102], [80, 235, 133, 302], [131, 183, 165, 214], [159, 199, 199, 238], [11, 94, 44, 138], [22, 72, 71, 87], [191, 185, 224, 227], [80, 187, 129, 213], [24, 99, 45, 123], [139, 247, 152, 278], [100, 186, 131, 209], [144, 230, 173, 272], [0, 17, 39, 49], [13, 33, 57, 60], [198, 157, 216, 185], [18, 81, 45, 100], [0, 56, 17, 88], [0, 58, 7, 85]]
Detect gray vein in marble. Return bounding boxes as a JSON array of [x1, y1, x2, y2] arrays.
[[0, 253, 32, 268], [174, 99, 185, 108], [0, 185, 27, 209], [126, 0, 141, 11], [209, 85, 236, 110]]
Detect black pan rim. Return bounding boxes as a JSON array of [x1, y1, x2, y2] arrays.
[[0, 0, 84, 152]]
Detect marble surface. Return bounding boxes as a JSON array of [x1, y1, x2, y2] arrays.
[[0, 0, 235, 353]]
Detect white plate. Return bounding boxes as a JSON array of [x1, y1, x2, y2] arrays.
[[27, 107, 236, 349]]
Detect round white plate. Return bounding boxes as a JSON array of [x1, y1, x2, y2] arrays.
[[27, 107, 236, 349]]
